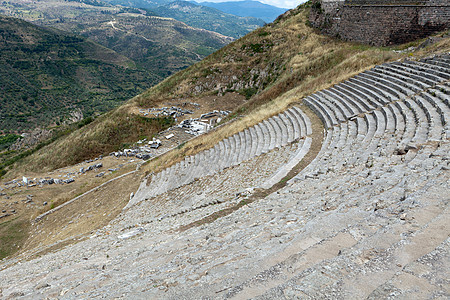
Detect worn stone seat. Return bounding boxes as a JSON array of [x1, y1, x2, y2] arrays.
[[337, 82, 376, 111], [401, 60, 450, 80], [279, 113, 295, 144], [376, 64, 437, 87], [327, 87, 364, 114], [304, 96, 336, 129], [366, 69, 424, 94], [382, 62, 443, 85], [312, 94, 346, 122], [317, 91, 353, 119]]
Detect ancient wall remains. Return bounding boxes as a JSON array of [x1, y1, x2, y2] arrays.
[[309, 0, 450, 46]]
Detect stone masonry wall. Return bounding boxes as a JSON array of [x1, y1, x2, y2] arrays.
[[309, 0, 450, 46]]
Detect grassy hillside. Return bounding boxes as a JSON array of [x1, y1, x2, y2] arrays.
[[0, 15, 160, 133], [7, 2, 450, 175]]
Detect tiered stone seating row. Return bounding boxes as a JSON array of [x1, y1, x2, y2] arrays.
[[2, 55, 448, 300], [297, 56, 449, 179], [127, 106, 313, 208]]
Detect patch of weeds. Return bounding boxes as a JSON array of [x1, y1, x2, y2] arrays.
[[238, 87, 258, 100], [258, 31, 271, 37]]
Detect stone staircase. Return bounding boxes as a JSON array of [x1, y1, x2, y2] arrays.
[[0, 55, 448, 299]]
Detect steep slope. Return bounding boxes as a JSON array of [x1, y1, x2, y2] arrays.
[[0, 15, 159, 133], [152, 0, 265, 38], [200, 0, 288, 23]]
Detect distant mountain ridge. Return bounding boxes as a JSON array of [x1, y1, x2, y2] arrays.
[[152, 0, 264, 38], [198, 0, 287, 23], [100, 0, 265, 38]]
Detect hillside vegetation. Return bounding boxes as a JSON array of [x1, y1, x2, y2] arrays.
[[0, 15, 159, 133], [7, 2, 450, 176], [0, 0, 244, 78]]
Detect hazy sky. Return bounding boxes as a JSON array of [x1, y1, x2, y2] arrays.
[[196, 0, 306, 9]]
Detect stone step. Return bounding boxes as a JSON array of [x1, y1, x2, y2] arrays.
[[263, 120, 276, 152], [394, 101, 416, 147], [344, 78, 388, 107], [423, 57, 450, 69], [361, 113, 377, 150], [279, 112, 295, 143], [231, 132, 241, 166], [413, 95, 443, 141], [285, 108, 302, 139], [317, 90, 353, 119], [219, 136, 231, 170], [274, 115, 289, 147], [367, 68, 425, 93], [358, 72, 414, 98], [389, 61, 446, 83], [304, 96, 335, 129], [356, 115, 368, 140], [254, 122, 265, 156], [239, 129, 251, 163], [404, 98, 429, 144], [380, 106, 395, 134], [227, 134, 238, 167], [335, 120, 349, 152], [353, 74, 402, 100], [260, 137, 311, 189], [216, 140, 225, 171], [328, 87, 364, 114], [247, 127, 257, 159], [376, 64, 437, 87], [388, 102, 405, 137], [259, 120, 271, 154], [422, 90, 450, 137], [349, 76, 396, 104], [430, 85, 450, 109], [312, 93, 346, 123], [322, 88, 359, 116], [291, 106, 311, 136], [271, 115, 285, 147], [239, 130, 248, 163], [212, 142, 222, 174], [205, 146, 217, 176], [401, 61, 450, 80], [268, 116, 283, 148], [369, 110, 386, 153], [337, 82, 375, 111], [373, 109, 386, 136]]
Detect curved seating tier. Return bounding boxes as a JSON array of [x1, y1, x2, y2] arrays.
[[127, 106, 313, 208], [1, 56, 449, 300]]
